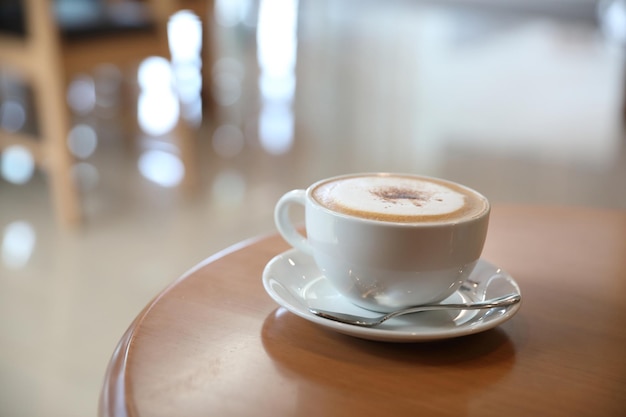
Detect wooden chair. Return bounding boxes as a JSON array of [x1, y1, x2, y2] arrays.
[[0, 0, 202, 228]]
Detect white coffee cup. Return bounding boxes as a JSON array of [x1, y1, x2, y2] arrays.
[[274, 173, 490, 312]]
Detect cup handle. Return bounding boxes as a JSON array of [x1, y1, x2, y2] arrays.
[[274, 189, 313, 256]]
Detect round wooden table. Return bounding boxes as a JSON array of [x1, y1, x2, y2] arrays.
[[99, 205, 626, 417]]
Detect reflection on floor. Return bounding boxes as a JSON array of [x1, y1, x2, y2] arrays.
[[1, 1, 625, 416]]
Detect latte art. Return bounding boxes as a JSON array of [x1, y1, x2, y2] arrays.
[[312, 174, 487, 222]]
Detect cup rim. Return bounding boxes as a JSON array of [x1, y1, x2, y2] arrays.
[[305, 172, 490, 227]]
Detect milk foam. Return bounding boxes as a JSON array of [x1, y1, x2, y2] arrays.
[[313, 175, 474, 222]]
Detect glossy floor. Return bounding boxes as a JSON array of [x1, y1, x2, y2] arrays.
[[1, 1, 625, 416]]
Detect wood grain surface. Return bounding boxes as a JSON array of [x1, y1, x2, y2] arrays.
[[99, 205, 626, 417]]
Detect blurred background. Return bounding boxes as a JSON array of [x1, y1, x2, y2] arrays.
[[1, 0, 625, 415]]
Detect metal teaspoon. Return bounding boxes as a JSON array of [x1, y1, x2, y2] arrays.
[[309, 293, 521, 328]]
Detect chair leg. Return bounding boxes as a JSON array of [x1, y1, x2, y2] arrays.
[[47, 138, 81, 228], [173, 117, 199, 193], [34, 70, 81, 228]]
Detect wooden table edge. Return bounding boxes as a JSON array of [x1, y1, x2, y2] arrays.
[[97, 234, 271, 417]]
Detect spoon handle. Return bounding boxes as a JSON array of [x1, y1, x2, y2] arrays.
[[384, 293, 521, 321]]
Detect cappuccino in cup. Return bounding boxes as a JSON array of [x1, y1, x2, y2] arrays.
[[275, 173, 490, 312], [311, 174, 487, 224]]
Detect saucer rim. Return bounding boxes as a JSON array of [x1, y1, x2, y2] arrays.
[[262, 248, 522, 342]]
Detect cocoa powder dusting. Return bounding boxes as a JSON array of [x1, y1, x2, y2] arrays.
[[371, 186, 431, 207]]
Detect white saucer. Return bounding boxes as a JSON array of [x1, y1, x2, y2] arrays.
[[262, 249, 522, 342]]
